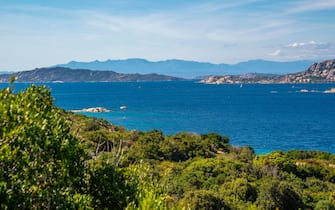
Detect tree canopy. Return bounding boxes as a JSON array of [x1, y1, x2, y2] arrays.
[[1, 84, 335, 209]]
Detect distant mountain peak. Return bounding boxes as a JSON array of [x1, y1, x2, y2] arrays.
[[56, 58, 315, 79]]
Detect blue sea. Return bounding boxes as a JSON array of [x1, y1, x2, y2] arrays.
[[2, 81, 335, 154]]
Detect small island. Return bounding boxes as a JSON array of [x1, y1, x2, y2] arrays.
[[71, 107, 111, 113]]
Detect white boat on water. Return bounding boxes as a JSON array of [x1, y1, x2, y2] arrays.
[[120, 105, 127, 110]]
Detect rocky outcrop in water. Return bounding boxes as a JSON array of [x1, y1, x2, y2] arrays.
[[324, 88, 335, 93], [71, 107, 111, 113]]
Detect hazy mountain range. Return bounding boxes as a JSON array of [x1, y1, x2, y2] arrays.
[[56, 59, 315, 79], [1, 59, 334, 83]]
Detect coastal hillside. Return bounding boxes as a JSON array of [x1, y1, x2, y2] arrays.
[[201, 59, 335, 84], [0, 67, 183, 82], [281, 59, 335, 83], [2, 84, 335, 209]]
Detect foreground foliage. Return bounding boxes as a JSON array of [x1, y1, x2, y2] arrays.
[[0, 85, 89, 209], [1, 84, 335, 209]]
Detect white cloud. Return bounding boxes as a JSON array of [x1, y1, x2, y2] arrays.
[[267, 41, 335, 61], [191, 0, 264, 12], [288, 0, 335, 13], [286, 41, 316, 48], [269, 49, 281, 56], [286, 41, 334, 50]]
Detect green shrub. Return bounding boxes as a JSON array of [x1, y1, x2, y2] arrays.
[[256, 179, 304, 210], [0, 85, 88, 209], [315, 200, 335, 210], [178, 190, 230, 210]]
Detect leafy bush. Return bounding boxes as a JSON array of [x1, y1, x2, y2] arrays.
[[220, 178, 257, 208], [0, 85, 88, 209], [125, 163, 169, 210], [256, 179, 304, 210], [178, 190, 230, 210], [176, 157, 248, 193], [315, 200, 335, 210], [88, 164, 136, 209]]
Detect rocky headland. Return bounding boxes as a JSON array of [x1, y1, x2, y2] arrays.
[[0, 67, 184, 83], [201, 59, 335, 84]]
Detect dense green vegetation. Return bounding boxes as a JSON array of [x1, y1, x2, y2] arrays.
[[1, 83, 335, 209]]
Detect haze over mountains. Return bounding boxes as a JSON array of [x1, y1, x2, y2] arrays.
[[1, 59, 334, 83], [56, 59, 314, 79]]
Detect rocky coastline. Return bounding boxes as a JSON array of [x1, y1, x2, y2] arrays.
[[0, 67, 184, 83], [201, 59, 335, 84]]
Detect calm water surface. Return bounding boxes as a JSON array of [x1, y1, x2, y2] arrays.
[[2, 81, 335, 154]]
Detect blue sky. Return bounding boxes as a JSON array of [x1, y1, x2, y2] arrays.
[[1, 0, 335, 70]]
